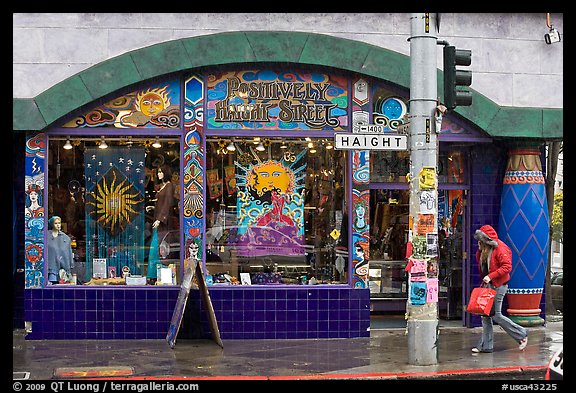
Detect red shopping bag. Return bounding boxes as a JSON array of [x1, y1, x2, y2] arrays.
[[467, 284, 496, 316]]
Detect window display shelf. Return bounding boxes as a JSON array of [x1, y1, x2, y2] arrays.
[[368, 259, 407, 299]]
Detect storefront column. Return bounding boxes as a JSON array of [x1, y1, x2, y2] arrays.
[[498, 145, 549, 326]]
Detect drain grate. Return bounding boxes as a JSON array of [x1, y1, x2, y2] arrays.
[[13, 372, 30, 380], [54, 366, 135, 379]]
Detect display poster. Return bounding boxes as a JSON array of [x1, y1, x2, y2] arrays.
[[235, 147, 307, 257], [206, 169, 223, 200], [93, 258, 107, 279], [84, 147, 145, 281], [240, 273, 252, 285]]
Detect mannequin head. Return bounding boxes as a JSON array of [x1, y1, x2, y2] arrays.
[[157, 165, 173, 183], [48, 216, 62, 232]]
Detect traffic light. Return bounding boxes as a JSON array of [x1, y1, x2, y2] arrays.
[[443, 45, 472, 109]]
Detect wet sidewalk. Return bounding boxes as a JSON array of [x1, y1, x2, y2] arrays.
[[12, 318, 562, 380]]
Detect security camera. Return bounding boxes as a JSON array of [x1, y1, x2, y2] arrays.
[[545, 27, 561, 44]]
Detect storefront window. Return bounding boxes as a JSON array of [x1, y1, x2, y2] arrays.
[[204, 137, 348, 285], [46, 136, 181, 286]]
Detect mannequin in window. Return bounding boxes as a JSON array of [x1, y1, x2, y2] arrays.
[[151, 164, 175, 243], [47, 216, 74, 284]]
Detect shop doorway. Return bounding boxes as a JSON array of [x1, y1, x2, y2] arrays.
[[368, 188, 468, 325]]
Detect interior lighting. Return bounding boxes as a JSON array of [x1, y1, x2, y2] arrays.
[[98, 136, 108, 149], [63, 137, 73, 150], [227, 140, 236, 151], [152, 137, 162, 148], [256, 142, 265, 151]]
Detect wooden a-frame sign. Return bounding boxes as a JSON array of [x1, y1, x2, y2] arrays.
[[166, 260, 223, 349]]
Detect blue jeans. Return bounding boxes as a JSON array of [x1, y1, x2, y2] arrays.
[[477, 283, 528, 351]]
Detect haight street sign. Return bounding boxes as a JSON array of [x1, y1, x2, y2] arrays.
[[334, 133, 408, 150]]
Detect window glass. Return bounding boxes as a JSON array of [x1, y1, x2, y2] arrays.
[[437, 189, 465, 318], [437, 150, 466, 184], [368, 189, 409, 298], [205, 137, 348, 285], [370, 151, 410, 183], [46, 136, 180, 285]]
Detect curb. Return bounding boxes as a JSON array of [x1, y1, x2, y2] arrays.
[[89, 366, 547, 381]]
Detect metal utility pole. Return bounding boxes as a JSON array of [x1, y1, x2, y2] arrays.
[[406, 12, 439, 366]]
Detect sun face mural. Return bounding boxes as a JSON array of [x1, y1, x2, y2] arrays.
[[135, 87, 171, 117], [62, 81, 180, 128]]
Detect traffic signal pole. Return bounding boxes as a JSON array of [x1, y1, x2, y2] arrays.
[[406, 13, 439, 366]]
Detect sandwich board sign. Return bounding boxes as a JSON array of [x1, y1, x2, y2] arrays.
[[166, 260, 223, 349]]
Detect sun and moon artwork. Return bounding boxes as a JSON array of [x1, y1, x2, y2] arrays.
[[233, 144, 308, 257], [62, 81, 181, 128]]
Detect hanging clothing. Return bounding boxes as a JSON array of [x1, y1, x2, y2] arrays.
[[154, 181, 175, 226], [147, 227, 160, 279], [47, 231, 74, 282]]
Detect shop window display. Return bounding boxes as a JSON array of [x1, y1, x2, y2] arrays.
[[46, 136, 181, 286], [205, 137, 348, 285]]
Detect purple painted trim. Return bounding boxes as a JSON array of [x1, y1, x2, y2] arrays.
[[201, 125, 207, 272], [347, 151, 353, 281], [43, 285, 177, 290], [46, 128, 182, 136], [439, 184, 470, 191], [179, 77, 186, 273], [204, 129, 336, 138], [42, 134, 49, 284], [439, 133, 492, 143], [205, 284, 352, 289], [369, 182, 409, 190]]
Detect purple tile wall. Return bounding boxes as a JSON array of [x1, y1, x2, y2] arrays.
[[24, 286, 370, 340]]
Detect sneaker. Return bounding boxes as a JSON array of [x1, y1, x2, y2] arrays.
[[518, 337, 528, 350], [471, 347, 480, 353]]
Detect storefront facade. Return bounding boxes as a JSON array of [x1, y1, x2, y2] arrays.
[[13, 32, 562, 340]]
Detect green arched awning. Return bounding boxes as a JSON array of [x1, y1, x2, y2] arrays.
[[13, 31, 562, 140]]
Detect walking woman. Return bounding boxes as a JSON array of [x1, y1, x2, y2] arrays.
[[472, 225, 529, 353]]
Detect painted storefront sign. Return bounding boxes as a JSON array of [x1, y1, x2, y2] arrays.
[[206, 70, 348, 130]]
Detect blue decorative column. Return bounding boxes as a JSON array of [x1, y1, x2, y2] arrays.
[[498, 147, 549, 326]]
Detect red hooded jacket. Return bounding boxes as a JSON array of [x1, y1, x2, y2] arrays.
[[474, 225, 512, 287]]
